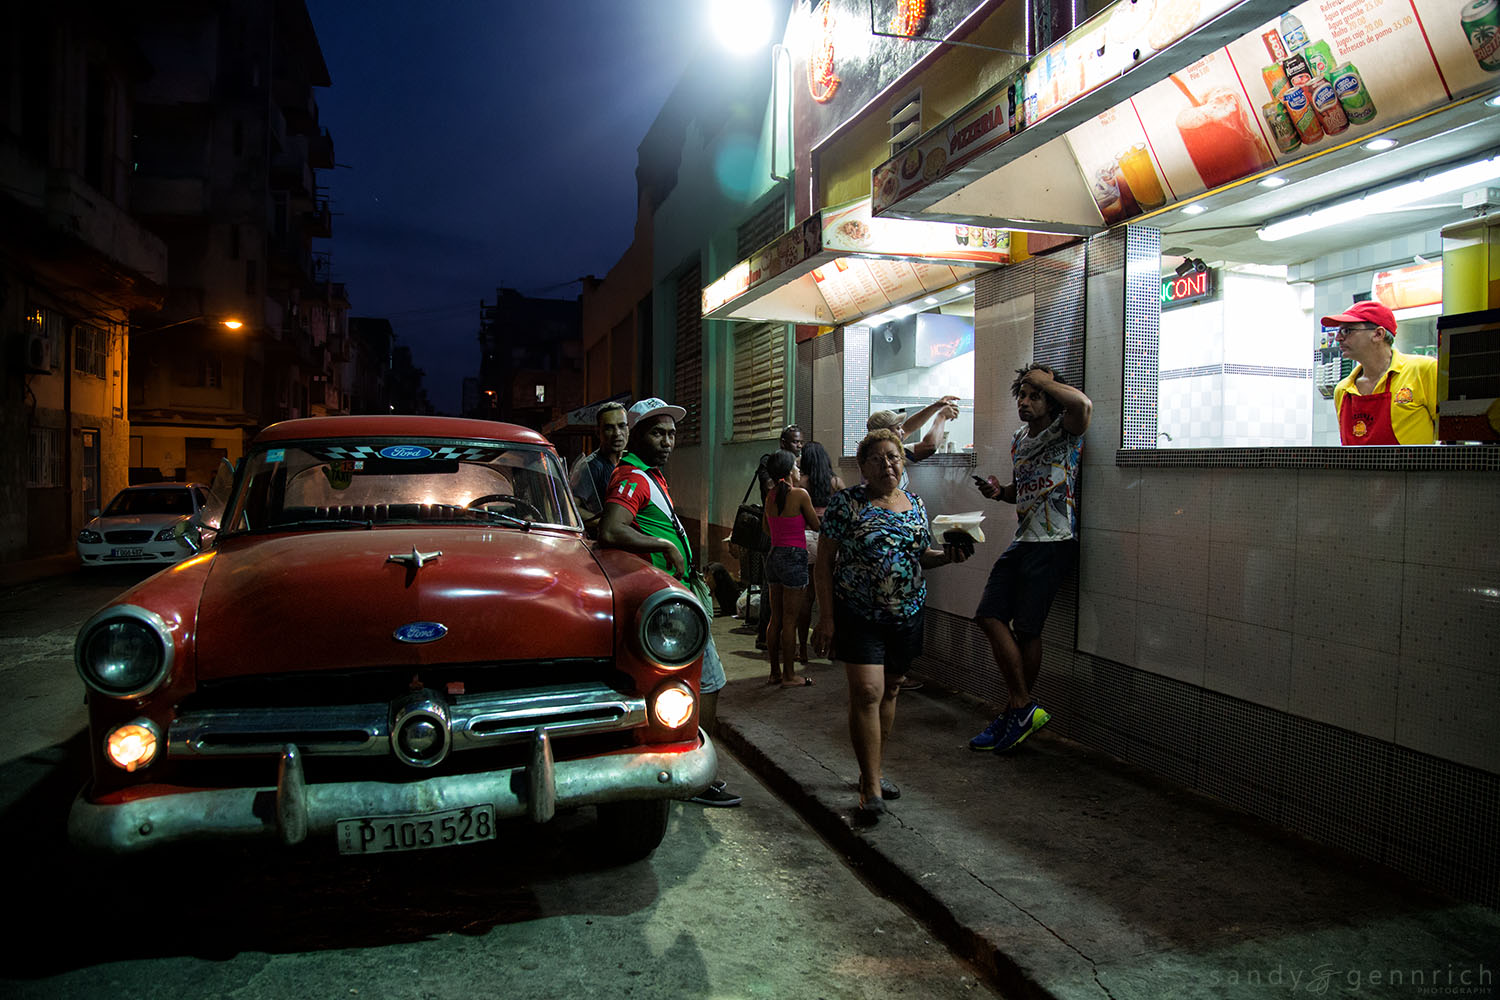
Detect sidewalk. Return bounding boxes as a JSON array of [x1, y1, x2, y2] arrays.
[[0, 553, 80, 589], [708, 613, 1499, 1000]]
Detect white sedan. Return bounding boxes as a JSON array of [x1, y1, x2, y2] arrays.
[[76, 483, 208, 567]]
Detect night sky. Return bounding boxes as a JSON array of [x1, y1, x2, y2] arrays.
[[307, 1, 709, 414]]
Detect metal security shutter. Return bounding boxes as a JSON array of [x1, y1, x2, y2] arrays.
[[737, 192, 786, 260], [673, 263, 702, 445], [731, 323, 785, 441]]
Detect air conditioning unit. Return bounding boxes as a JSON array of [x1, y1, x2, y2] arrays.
[[25, 331, 56, 373]]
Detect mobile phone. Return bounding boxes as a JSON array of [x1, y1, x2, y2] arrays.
[[972, 475, 988, 486]]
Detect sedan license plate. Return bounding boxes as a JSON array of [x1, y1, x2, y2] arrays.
[[336, 804, 496, 855], [110, 547, 144, 558]]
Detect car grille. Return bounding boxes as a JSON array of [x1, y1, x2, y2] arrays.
[[104, 529, 154, 543]]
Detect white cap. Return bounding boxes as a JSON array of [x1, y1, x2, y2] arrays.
[[627, 396, 686, 428]]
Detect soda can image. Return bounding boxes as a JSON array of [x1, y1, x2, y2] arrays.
[[1332, 64, 1377, 124], [1262, 63, 1288, 97], [1282, 52, 1312, 86], [1311, 78, 1350, 135], [1261, 100, 1302, 153], [1280, 84, 1325, 144], [1304, 40, 1335, 79], [1462, 0, 1500, 71]]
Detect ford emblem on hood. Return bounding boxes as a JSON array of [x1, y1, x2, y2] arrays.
[[394, 621, 448, 644], [379, 445, 434, 460]]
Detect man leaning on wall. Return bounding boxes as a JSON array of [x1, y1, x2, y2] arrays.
[[1325, 300, 1437, 446]]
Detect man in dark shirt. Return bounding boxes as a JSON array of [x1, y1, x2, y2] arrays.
[[568, 401, 628, 535]]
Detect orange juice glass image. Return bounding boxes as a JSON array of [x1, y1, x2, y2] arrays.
[[1175, 89, 1273, 191], [1118, 143, 1166, 209]]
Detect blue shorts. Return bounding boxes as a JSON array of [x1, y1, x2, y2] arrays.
[[974, 539, 1077, 638], [699, 634, 726, 694], [764, 545, 809, 588], [832, 602, 924, 675]]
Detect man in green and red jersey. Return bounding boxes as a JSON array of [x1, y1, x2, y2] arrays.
[[599, 397, 740, 807]]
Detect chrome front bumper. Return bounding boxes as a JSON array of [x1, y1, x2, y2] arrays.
[[69, 727, 717, 854]]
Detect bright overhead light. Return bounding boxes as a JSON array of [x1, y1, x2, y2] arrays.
[[1259, 176, 1288, 188], [924, 297, 939, 305], [710, 0, 771, 54], [956, 284, 972, 293], [1488, 94, 1500, 108], [1257, 155, 1500, 242], [1181, 203, 1206, 215], [1364, 138, 1399, 151]]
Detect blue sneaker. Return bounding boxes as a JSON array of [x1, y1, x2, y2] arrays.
[[968, 710, 1012, 751], [993, 702, 1050, 753]]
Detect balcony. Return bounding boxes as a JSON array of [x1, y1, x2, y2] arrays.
[[42, 168, 168, 290], [306, 198, 332, 238], [271, 138, 313, 195], [308, 128, 334, 169]]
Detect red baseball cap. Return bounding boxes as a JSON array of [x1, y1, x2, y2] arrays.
[[1321, 300, 1396, 335]]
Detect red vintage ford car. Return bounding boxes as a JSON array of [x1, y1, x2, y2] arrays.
[[69, 416, 715, 862]]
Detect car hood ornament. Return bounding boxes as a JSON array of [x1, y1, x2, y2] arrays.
[[387, 546, 442, 568]]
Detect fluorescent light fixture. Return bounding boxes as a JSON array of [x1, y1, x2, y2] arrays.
[[1258, 155, 1500, 242], [1181, 203, 1206, 215], [956, 284, 972, 293], [1363, 138, 1399, 151], [1488, 94, 1500, 108], [1259, 176, 1288, 188], [924, 297, 939, 305]]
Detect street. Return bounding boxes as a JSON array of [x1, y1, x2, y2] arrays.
[[0, 569, 996, 1000]]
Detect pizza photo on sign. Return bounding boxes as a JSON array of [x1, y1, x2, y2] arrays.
[[922, 146, 948, 180], [901, 147, 923, 179]]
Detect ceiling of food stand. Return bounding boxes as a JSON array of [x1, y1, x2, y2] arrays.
[[1153, 97, 1500, 266]]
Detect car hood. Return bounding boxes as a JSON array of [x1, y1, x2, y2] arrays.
[[90, 513, 187, 532], [194, 527, 614, 678]]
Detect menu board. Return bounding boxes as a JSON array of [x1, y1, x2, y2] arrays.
[[1065, 0, 1496, 224], [821, 198, 1009, 263]]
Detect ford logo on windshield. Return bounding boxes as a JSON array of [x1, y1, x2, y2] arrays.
[[393, 622, 448, 644], [379, 445, 433, 460]]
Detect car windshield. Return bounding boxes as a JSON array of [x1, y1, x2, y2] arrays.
[[104, 488, 193, 517], [221, 437, 583, 535]]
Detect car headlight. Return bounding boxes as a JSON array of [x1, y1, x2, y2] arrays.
[[78, 529, 102, 544], [155, 524, 180, 541], [651, 683, 696, 729], [636, 589, 709, 668], [105, 718, 162, 772], [75, 605, 175, 698]]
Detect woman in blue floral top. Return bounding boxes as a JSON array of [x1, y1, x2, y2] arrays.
[[812, 428, 969, 823]]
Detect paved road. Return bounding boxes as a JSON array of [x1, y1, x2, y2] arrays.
[[0, 569, 1000, 1000]]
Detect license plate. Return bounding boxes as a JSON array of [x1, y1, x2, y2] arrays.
[[336, 804, 496, 855], [110, 547, 144, 558]]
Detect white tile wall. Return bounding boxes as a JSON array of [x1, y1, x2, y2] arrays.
[[1135, 602, 1206, 686], [1138, 533, 1209, 613], [1208, 469, 1296, 544], [1403, 474, 1500, 572], [1221, 271, 1309, 368], [1396, 656, 1500, 773], [1078, 590, 1138, 664], [1157, 373, 1221, 447], [1138, 468, 1212, 538], [1293, 473, 1407, 553], [1081, 527, 1137, 599], [1208, 539, 1296, 629], [1204, 616, 1293, 710], [1289, 634, 1399, 740], [1220, 373, 1313, 447], [1399, 561, 1500, 670], [1078, 463, 1141, 532]]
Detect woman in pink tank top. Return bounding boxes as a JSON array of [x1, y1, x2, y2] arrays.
[[761, 450, 820, 687]]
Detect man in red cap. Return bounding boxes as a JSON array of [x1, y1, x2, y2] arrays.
[[1324, 300, 1437, 446]]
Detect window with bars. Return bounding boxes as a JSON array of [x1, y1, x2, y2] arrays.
[[74, 324, 108, 379], [731, 323, 786, 441], [672, 263, 702, 445], [737, 193, 787, 260], [27, 426, 63, 487]]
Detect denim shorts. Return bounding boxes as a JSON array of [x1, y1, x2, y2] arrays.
[[974, 539, 1078, 637], [699, 634, 726, 694], [764, 545, 809, 588], [831, 602, 924, 675]]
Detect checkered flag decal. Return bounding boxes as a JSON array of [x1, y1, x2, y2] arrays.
[[316, 444, 503, 461]]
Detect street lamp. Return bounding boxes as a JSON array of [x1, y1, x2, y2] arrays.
[[134, 315, 246, 334], [710, 0, 772, 55]]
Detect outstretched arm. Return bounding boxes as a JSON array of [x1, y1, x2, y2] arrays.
[[599, 502, 687, 577]]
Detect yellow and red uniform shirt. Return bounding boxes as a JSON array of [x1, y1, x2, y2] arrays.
[[1333, 349, 1437, 445]]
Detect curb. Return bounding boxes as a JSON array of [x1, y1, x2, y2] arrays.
[[716, 712, 1070, 1000]]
